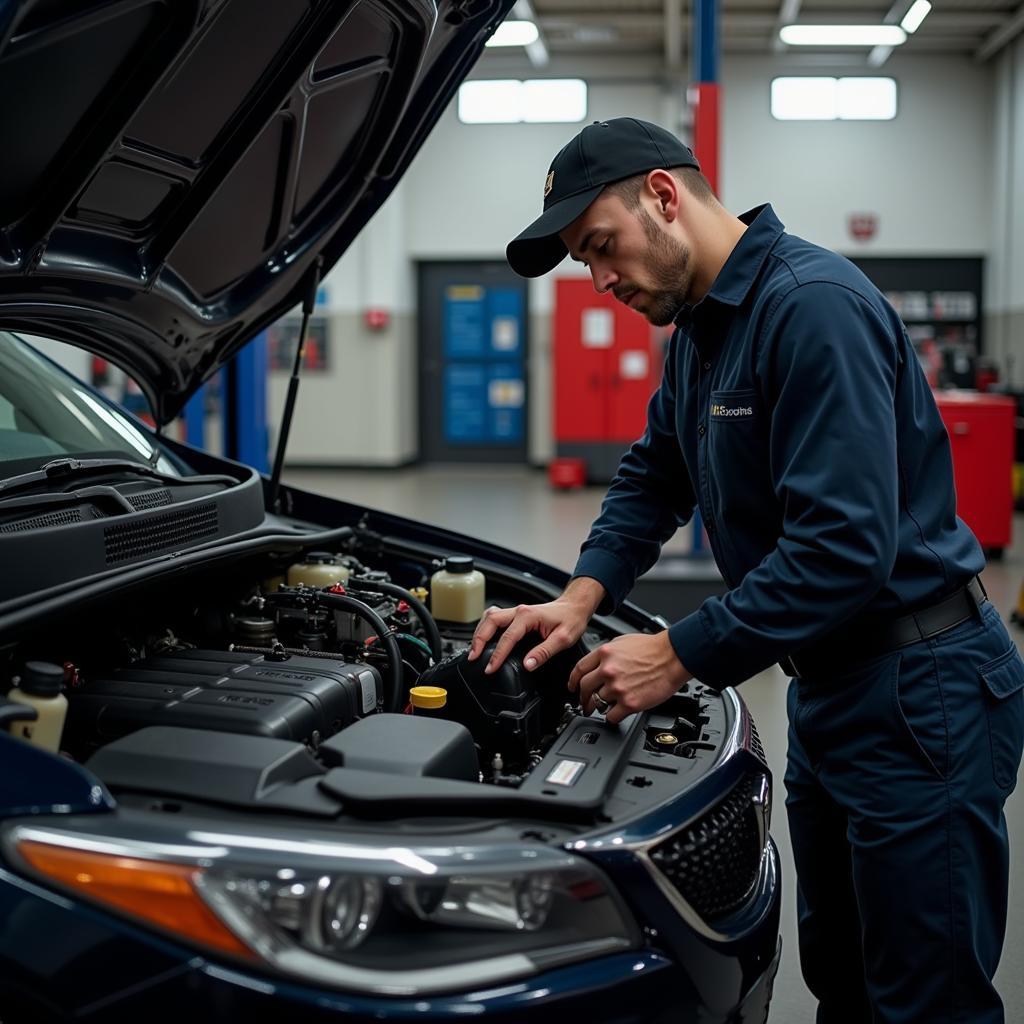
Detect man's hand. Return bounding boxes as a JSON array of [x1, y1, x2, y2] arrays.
[[468, 577, 605, 675], [569, 632, 692, 725]]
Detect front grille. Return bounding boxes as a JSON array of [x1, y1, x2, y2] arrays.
[[648, 774, 763, 921], [0, 509, 83, 532], [104, 503, 218, 564], [749, 718, 767, 766], [127, 488, 172, 511]]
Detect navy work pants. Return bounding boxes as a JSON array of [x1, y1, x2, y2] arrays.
[[785, 602, 1024, 1023]]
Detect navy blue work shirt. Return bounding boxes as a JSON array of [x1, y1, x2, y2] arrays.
[[573, 204, 984, 688]]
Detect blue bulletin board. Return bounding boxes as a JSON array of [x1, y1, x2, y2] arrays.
[[442, 285, 525, 445]]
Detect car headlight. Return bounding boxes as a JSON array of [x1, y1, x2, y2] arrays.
[[5, 822, 639, 996]]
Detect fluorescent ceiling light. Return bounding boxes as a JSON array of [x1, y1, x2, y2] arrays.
[[486, 21, 540, 47], [900, 0, 931, 34], [779, 24, 907, 46]]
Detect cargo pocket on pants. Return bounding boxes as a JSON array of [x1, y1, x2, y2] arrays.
[[979, 648, 1024, 789]]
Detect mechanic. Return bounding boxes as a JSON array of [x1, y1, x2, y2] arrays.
[[469, 117, 1024, 1024]]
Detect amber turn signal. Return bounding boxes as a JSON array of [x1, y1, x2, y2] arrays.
[[17, 839, 254, 958]]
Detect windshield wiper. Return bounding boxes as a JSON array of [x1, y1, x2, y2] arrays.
[[0, 457, 238, 498], [0, 485, 138, 516]]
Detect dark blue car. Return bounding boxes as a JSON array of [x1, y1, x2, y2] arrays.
[[0, 1, 780, 1020]]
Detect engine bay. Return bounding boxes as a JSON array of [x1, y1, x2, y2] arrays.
[[1, 527, 733, 823]]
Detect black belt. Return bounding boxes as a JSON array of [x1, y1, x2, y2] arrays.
[[779, 576, 988, 680]]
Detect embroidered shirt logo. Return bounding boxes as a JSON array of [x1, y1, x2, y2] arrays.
[[544, 170, 554, 198], [710, 401, 754, 419]]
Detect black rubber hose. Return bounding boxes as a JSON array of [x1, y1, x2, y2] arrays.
[[349, 579, 443, 661], [264, 590, 403, 713], [315, 592, 404, 713]]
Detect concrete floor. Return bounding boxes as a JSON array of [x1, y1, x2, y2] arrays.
[[287, 464, 1024, 1021]]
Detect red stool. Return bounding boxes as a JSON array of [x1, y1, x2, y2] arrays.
[[548, 457, 587, 489]]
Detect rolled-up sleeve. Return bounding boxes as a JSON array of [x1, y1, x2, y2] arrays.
[[573, 332, 698, 612], [668, 282, 901, 687]]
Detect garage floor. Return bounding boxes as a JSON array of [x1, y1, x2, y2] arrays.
[[287, 464, 1024, 1021]]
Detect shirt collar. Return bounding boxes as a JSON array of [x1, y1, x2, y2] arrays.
[[673, 204, 785, 329]]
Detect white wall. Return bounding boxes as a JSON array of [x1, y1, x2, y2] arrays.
[[406, 80, 668, 261], [409, 52, 994, 287], [722, 54, 993, 255], [269, 180, 418, 466]]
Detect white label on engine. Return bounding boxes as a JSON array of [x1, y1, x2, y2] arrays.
[[546, 758, 586, 787], [358, 670, 377, 714]]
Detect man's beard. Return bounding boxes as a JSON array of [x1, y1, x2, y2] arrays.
[[626, 208, 693, 326]]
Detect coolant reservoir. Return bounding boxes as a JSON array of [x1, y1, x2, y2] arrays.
[[7, 662, 68, 754], [286, 551, 351, 589], [430, 556, 485, 623]]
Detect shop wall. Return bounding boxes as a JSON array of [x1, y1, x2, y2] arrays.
[[722, 54, 993, 256], [268, 181, 418, 467]]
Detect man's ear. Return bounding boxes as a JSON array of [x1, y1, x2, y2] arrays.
[[645, 169, 680, 222]]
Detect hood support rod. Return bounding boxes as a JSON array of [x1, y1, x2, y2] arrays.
[[269, 255, 322, 514]]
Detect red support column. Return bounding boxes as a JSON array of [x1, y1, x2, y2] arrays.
[[690, 82, 720, 196]]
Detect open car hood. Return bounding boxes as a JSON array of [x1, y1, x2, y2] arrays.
[[0, 0, 512, 424]]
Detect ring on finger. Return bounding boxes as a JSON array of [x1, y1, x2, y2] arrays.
[[593, 690, 613, 715]]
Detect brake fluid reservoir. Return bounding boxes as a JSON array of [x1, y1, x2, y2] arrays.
[[286, 551, 351, 589], [430, 556, 485, 623]]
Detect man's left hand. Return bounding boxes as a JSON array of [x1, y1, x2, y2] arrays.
[[568, 632, 692, 725]]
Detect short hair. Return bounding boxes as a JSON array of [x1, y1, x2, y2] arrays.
[[603, 165, 717, 210]]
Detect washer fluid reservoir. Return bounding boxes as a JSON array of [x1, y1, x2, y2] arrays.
[[430, 555, 485, 623], [286, 551, 351, 589]]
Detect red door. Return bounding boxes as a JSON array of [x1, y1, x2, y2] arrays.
[[608, 298, 656, 441], [553, 279, 656, 444]]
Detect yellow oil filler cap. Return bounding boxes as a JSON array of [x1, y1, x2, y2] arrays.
[[410, 685, 447, 710]]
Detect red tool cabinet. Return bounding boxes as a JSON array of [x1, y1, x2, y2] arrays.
[[933, 391, 1015, 553], [552, 279, 659, 481]]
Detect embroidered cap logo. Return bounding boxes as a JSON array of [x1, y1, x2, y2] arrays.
[[544, 170, 554, 199]]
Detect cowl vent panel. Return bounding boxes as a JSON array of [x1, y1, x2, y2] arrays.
[[0, 509, 84, 533], [104, 503, 218, 564], [126, 488, 172, 511]]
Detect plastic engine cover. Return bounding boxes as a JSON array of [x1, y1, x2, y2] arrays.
[[64, 649, 381, 752]]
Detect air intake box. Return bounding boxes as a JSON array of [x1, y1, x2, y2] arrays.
[[414, 633, 581, 771]]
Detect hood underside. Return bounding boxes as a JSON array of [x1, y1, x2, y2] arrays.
[[0, 0, 512, 424]]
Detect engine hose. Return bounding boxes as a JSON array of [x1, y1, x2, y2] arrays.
[[264, 590, 403, 713], [349, 579, 443, 661]]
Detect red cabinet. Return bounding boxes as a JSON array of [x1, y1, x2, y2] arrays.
[[934, 391, 1015, 552], [553, 279, 659, 480]]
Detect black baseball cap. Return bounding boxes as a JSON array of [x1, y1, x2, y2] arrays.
[[506, 117, 700, 278]]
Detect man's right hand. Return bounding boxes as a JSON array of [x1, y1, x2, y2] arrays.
[[467, 576, 606, 675]]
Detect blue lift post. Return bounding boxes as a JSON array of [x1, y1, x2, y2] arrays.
[[689, 0, 719, 559], [183, 387, 206, 449], [222, 331, 270, 474], [183, 333, 270, 475]]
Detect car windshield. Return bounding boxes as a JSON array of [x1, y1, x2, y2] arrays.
[[0, 331, 176, 479]]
